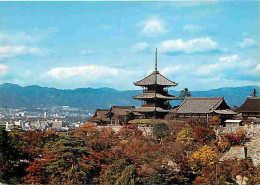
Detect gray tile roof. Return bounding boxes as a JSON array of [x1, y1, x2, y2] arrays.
[[133, 93, 176, 100], [134, 71, 178, 86], [175, 97, 228, 114]]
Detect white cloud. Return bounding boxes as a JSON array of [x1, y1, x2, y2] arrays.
[[160, 37, 217, 54], [161, 65, 181, 76], [195, 55, 260, 77], [0, 46, 47, 58], [0, 29, 57, 45], [183, 24, 203, 32], [239, 38, 258, 48], [141, 18, 168, 36], [196, 63, 219, 75], [0, 32, 38, 44], [196, 55, 239, 75], [0, 64, 8, 76], [256, 62, 260, 71], [47, 65, 134, 80], [131, 42, 148, 53], [219, 55, 238, 63]]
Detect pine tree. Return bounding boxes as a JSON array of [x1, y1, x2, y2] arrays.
[[178, 88, 192, 100], [251, 88, 258, 97], [0, 126, 28, 183], [46, 136, 100, 184]]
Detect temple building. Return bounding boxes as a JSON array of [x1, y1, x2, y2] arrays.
[[133, 49, 178, 118], [171, 97, 237, 125], [87, 109, 110, 125], [237, 96, 260, 119], [106, 106, 141, 125]]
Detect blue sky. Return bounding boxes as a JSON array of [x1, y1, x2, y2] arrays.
[[0, 1, 259, 91]]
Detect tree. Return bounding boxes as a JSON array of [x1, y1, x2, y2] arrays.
[[117, 124, 143, 141], [189, 145, 217, 174], [73, 123, 100, 141], [251, 88, 258, 97], [24, 147, 57, 184], [196, 159, 259, 185], [193, 125, 216, 144], [100, 158, 134, 185], [115, 165, 137, 185], [0, 126, 29, 184], [177, 127, 194, 144], [223, 129, 247, 146], [46, 136, 100, 184], [178, 88, 191, 100], [153, 123, 169, 142]]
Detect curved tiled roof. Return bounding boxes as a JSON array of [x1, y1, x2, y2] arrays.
[[175, 97, 227, 114], [134, 71, 178, 87], [107, 106, 135, 116], [88, 109, 110, 122], [237, 96, 260, 113], [133, 93, 176, 100]]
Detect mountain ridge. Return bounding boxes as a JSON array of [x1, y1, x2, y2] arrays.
[[0, 83, 259, 109]]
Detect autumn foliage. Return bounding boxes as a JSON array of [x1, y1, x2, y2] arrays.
[[0, 120, 259, 184]]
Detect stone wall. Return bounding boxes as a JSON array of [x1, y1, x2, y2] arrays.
[[221, 146, 246, 161], [218, 125, 260, 165]]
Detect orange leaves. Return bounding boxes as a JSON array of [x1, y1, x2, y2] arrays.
[[208, 115, 221, 125], [217, 141, 231, 153], [81, 162, 93, 168]]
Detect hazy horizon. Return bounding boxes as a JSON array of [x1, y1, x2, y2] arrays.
[[0, 82, 259, 92]]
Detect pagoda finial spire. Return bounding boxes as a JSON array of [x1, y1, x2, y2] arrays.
[[155, 48, 158, 72]]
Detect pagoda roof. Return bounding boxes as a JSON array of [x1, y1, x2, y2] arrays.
[[237, 96, 260, 113], [134, 107, 169, 113], [134, 71, 178, 87], [133, 93, 177, 100]]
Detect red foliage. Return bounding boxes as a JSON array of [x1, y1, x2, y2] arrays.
[[23, 148, 58, 184], [116, 124, 143, 140], [224, 133, 244, 146], [193, 125, 216, 144]]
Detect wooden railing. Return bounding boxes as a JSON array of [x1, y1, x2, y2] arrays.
[[143, 89, 168, 93]]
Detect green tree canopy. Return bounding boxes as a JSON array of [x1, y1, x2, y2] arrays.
[[178, 88, 192, 100]]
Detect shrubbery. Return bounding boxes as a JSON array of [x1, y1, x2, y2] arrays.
[[0, 121, 258, 184]]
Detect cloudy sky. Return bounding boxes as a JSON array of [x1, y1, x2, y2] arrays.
[[0, 1, 259, 91]]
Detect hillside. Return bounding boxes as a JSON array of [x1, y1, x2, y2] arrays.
[[0, 83, 259, 109]]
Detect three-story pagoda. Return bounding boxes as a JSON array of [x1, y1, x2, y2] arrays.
[[133, 49, 178, 118]]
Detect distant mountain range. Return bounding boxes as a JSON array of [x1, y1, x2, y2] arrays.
[[0, 83, 259, 110]]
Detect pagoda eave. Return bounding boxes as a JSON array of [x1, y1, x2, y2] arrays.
[[133, 93, 177, 100], [134, 107, 170, 113]]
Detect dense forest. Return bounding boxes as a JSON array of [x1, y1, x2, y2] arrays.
[[1, 117, 260, 184]]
